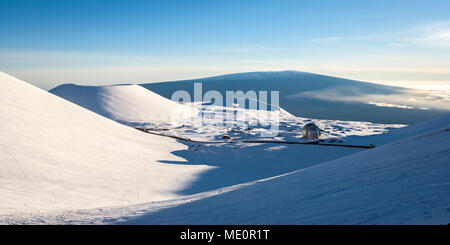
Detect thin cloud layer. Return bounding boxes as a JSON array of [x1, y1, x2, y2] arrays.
[[289, 86, 450, 111]]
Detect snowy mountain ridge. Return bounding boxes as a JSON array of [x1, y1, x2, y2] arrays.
[[50, 83, 405, 144], [50, 83, 198, 127]]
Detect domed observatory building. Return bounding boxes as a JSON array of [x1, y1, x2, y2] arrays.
[[302, 123, 321, 140]]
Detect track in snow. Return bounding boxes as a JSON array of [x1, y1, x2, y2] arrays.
[[137, 128, 376, 149]]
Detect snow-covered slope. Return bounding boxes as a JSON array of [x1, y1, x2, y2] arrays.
[[114, 123, 450, 225], [2, 71, 448, 224], [389, 112, 450, 137], [50, 83, 198, 127], [12, 114, 449, 224], [0, 72, 211, 215], [364, 112, 450, 146]]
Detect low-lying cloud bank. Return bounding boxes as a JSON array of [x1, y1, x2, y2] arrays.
[[288, 86, 450, 111]]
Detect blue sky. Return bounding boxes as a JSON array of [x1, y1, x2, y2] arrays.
[[1, 0, 450, 90]]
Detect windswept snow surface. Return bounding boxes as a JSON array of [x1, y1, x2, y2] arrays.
[[119, 126, 450, 225], [0, 72, 212, 215], [2, 72, 448, 224], [19, 120, 448, 225], [0, 72, 391, 224], [50, 83, 198, 127], [9, 118, 449, 225]]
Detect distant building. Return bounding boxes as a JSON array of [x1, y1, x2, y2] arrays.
[[302, 123, 321, 140]]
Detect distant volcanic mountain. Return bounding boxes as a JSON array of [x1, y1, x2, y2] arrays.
[[141, 71, 449, 124]]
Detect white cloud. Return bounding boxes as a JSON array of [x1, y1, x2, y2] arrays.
[[408, 22, 450, 47], [288, 87, 450, 111], [366, 102, 429, 110], [310, 22, 450, 48]]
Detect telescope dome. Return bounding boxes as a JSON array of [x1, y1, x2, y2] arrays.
[[302, 123, 321, 140]]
